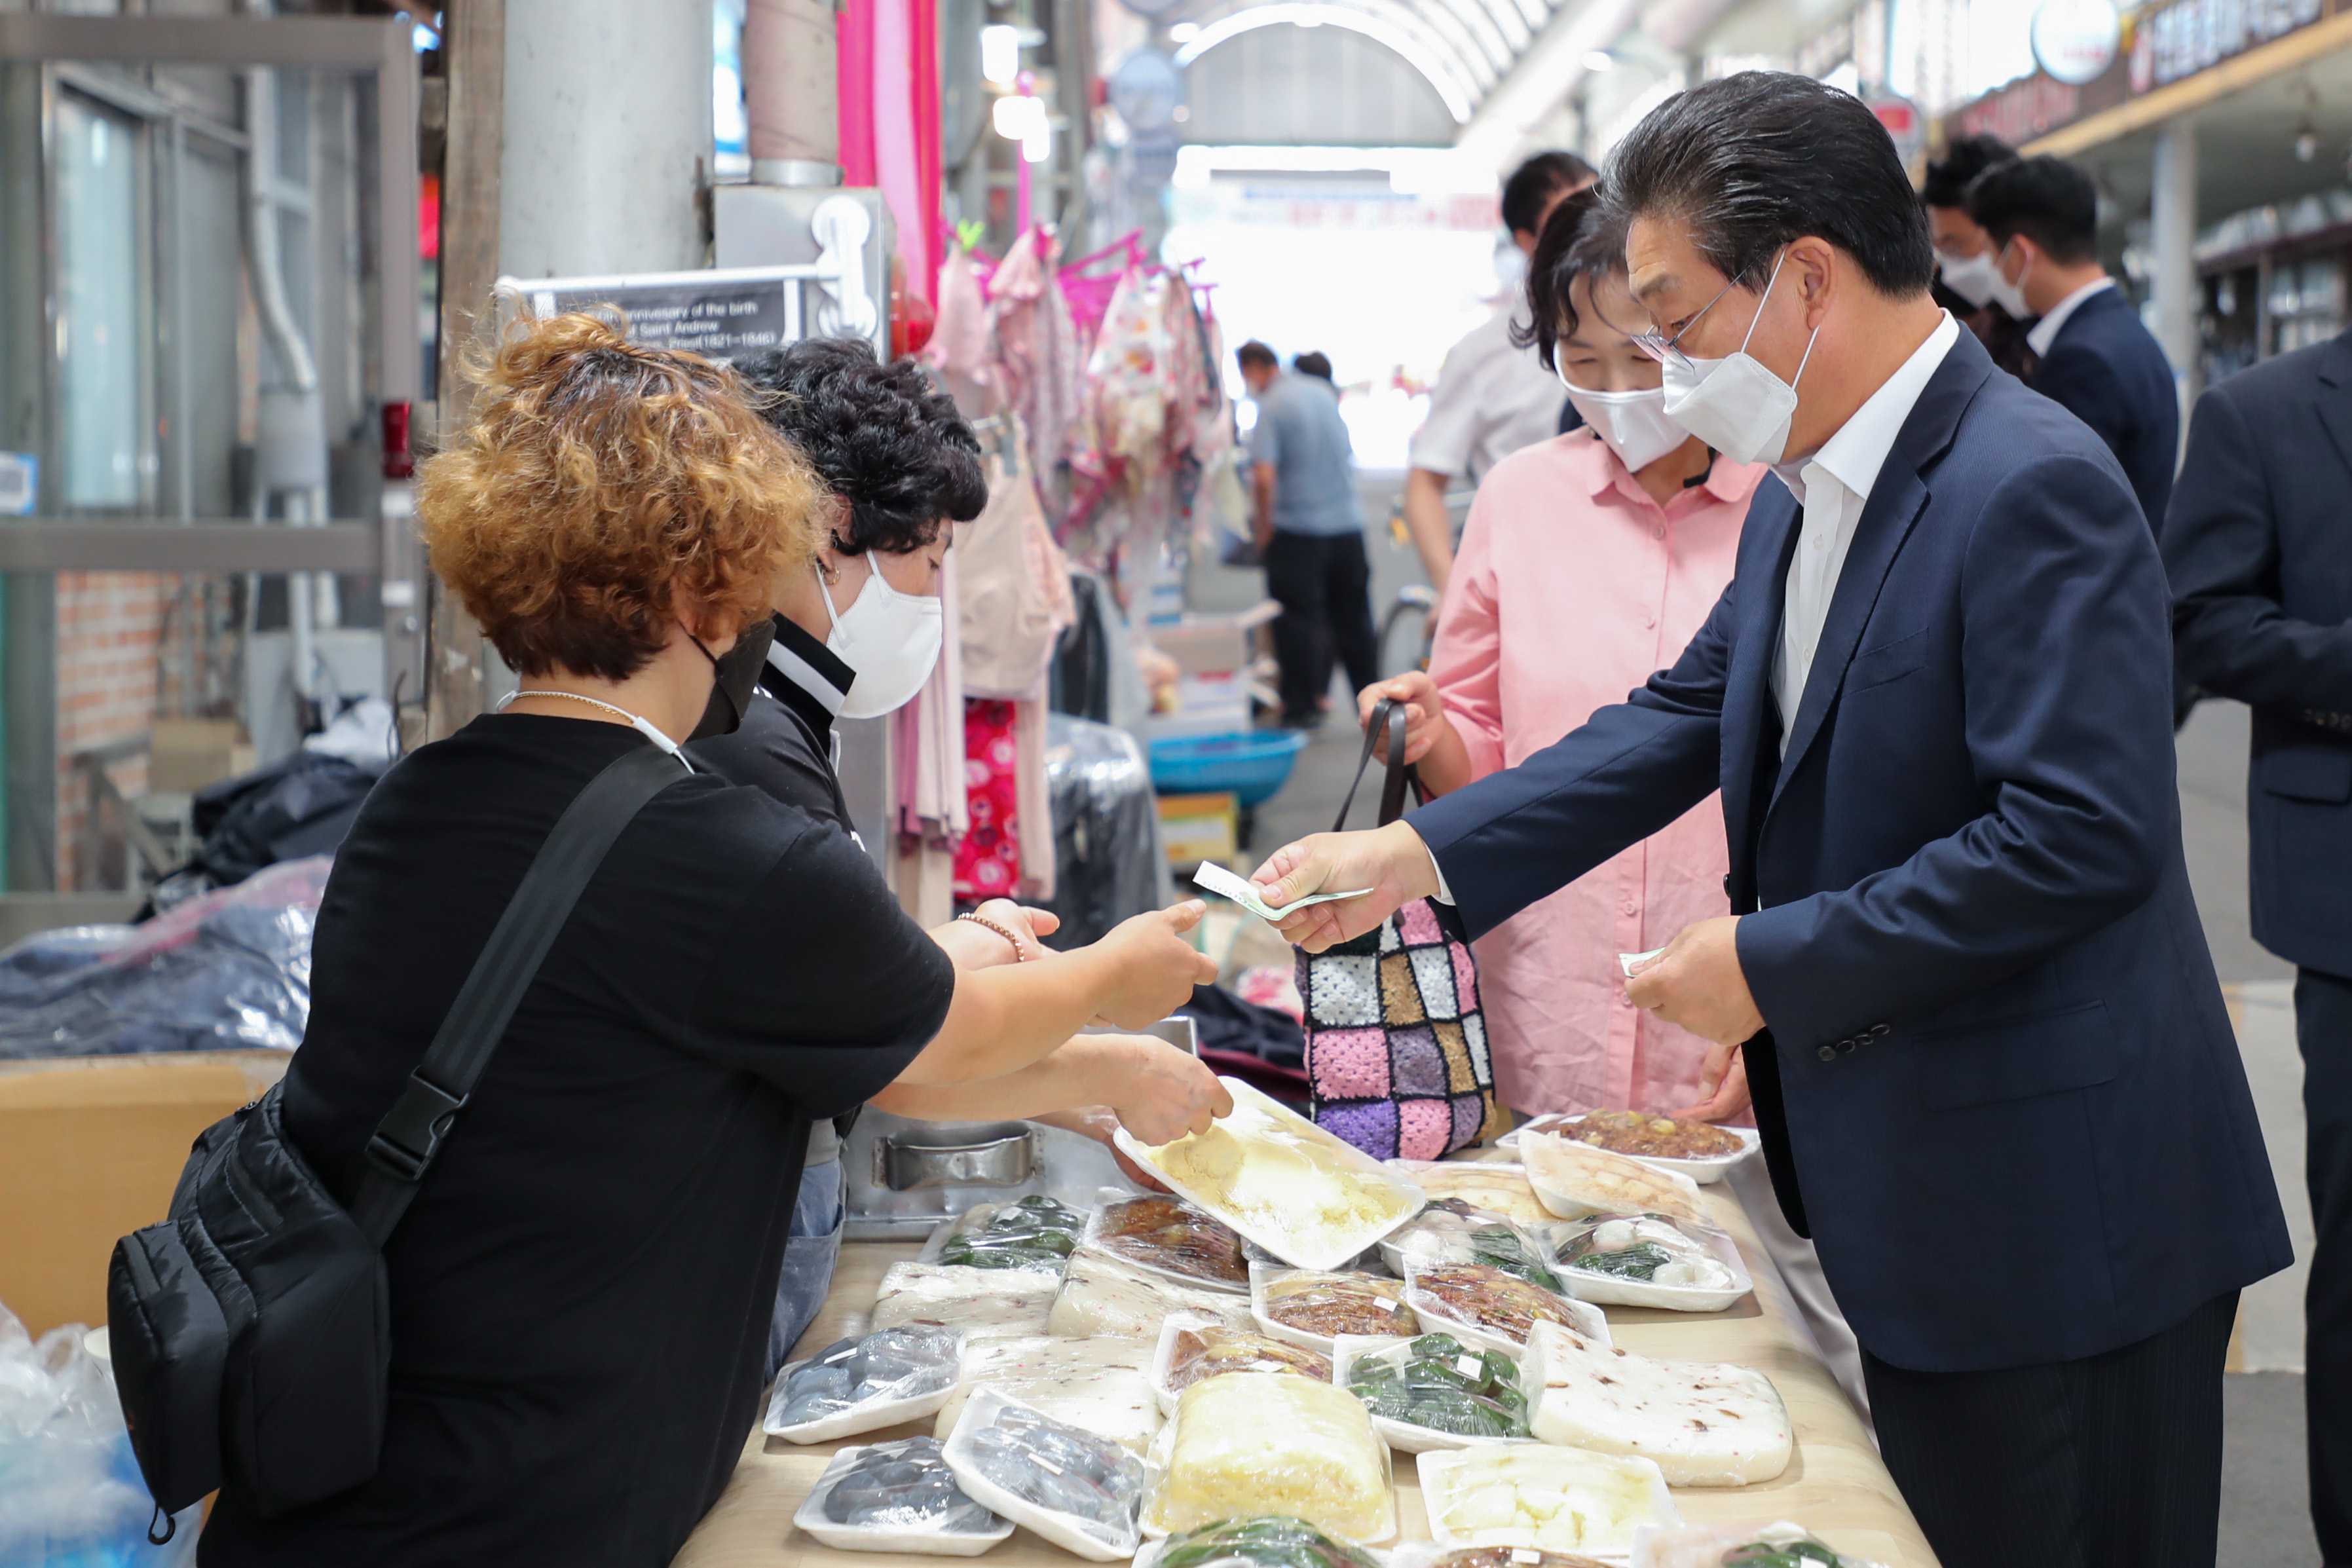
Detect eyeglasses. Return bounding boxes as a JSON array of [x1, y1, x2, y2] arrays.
[[1628, 275, 1742, 373]]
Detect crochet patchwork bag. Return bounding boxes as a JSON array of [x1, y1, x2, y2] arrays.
[[1297, 701, 1505, 1159]]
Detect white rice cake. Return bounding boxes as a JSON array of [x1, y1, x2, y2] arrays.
[[1523, 1319, 1793, 1486], [1386, 1161, 1555, 1224], [1146, 1372, 1395, 1542], [1520, 1133, 1707, 1223], [931, 1335, 1161, 1453], [870, 1261, 1058, 1340], [1418, 1443, 1674, 1558], [1047, 1248, 1256, 1339]]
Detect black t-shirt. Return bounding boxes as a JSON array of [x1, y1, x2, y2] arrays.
[[199, 714, 953, 1567], [686, 614, 855, 832]]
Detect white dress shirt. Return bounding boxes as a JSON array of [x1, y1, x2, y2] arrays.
[[1409, 306, 1569, 481], [2025, 276, 2116, 358], [1767, 312, 1961, 755]]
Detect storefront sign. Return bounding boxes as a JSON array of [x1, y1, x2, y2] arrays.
[[1954, 73, 2086, 143], [2129, 0, 2325, 92], [1869, 95, 1928, 163], [2031, 0, 2123, 83]]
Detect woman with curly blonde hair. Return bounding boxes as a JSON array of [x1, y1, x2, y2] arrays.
[[198, 315, 1222, 1566]]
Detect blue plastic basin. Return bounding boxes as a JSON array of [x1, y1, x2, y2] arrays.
[[1149, 729, 1308, 808]]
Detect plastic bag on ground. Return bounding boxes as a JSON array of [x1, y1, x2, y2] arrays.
[[0, 1303, 197, 1565], [0, 856, 331, 1060]]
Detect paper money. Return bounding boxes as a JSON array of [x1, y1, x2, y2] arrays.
[[1192, 860, 1373, 923]]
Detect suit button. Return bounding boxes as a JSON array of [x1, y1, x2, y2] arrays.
[[1839, 1037, 1858, 1053], [1872, 1022, 1891, 1037], [1723, 874, 1734, 898], [1816, 1044, 1839, 1062]]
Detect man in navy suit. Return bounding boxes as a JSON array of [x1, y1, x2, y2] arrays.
[[1252, 73, 2288, 1568], [2163, 334, 2352, 1567], [1968, 155, 2182, 531]]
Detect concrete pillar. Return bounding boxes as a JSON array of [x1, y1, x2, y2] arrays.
[[2152, 120, 2199, 400], [499, 0, 712, 277], [745, 0, 839, 186]]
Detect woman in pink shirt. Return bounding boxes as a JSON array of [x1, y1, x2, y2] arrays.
[[1363, 196, 1767, 1118]]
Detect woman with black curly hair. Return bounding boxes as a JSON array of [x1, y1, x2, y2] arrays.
[[686, 339, 1175, 1376]]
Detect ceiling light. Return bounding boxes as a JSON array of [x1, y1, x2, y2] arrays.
[[981, 24, 1022, 86], [1581, 49, 1615, 71], [1168, 21, 1200, 41], [992, 94, 1048, 141]]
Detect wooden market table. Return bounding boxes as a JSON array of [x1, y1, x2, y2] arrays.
[[673, 1181, 1943, 1568]]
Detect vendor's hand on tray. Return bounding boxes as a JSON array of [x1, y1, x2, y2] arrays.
[[1032, 1103, 1174, 1189], [1250, 821, 1436, 951], [1091, 901, 1220, 1028], [1096, 1035, 1234, 1147], [1356, 672, 1447, 765]]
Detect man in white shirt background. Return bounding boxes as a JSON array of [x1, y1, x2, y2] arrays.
[[1246, 71, 2287, 1568], [1399, 149, 1595, 593]]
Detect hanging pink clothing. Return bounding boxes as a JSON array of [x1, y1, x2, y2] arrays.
[[955, 698, 1022, 900], [1428, 429, 1766, 1117]]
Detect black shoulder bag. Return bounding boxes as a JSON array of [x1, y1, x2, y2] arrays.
[[106, 744, 682, 1534]]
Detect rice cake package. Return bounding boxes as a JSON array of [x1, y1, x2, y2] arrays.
[[1521, 1320, 1793, 1487], [1417, 1444, 1677, 1559], [870, 1261, 1059, 1340], [791, 1438, 1013, 1556], [765, 1325, 964, 1444], [1518, 1134, 1706, 1225], [1143, 1372, 1396, 1544], [941, 1387, 1148, 1561], [1151, 1313, 1330, 1415], [931, 1334, 1161, 1453], [1134, 1515, 1389, 1568], [1049, 1247, 1258, 1338], [1632, 1521, 1886, 1568]]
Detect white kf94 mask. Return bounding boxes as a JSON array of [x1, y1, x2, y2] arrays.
[[1559, 377, 1690, 474], [1659, 250, 1820, 466]]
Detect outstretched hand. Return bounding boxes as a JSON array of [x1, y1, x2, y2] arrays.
[[1249, 820, 1440, 952]]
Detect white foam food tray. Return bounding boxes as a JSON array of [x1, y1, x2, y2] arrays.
[[1329, 1334, 1535, 1455], [1498, 1117, 1759, 1185], [1113, 1076, 1427, 1271]]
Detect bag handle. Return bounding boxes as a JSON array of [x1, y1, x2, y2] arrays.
[[1330, 698, 1413, 834], [348, 743, 682, 1246]]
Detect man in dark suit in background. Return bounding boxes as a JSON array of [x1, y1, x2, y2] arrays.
[[1248, 71, 2288, 1568], [1968, 155, 2181, 530], [2163, 333, 2352, 1568]]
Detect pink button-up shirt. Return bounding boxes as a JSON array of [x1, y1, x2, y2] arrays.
[[1429, 428, 1765, 1116]]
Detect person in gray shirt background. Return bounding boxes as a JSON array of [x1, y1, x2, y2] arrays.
[[1239, 339, 1379, 728]]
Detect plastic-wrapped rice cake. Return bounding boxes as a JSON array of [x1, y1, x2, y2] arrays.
[[1419, 1444, 1674, 1558], [931, 1335, 1161, 1452], [1523, 1320, 1792, 1487], [870, 1261, 1058, 1339], [1049, 1248, 1256, 1338], [1146, 1372, 1394, 1543], [767, 1325, 961, 1440]]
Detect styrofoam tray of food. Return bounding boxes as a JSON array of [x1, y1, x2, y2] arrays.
[[933, 1333, 1161, 1453], [1115, 1077, 1427, 1271], [1517, 1134, 1708, 1225], [1085, 1191, 1253, 1293], [1251, 1261, 1422, 1354], [1142, 1365, 1398, 1544], [765, 1325, 965, 1444], [1631, 1521, 1888, 1568], [1416, 1443, 1677, 1563], [791, 1438, 1015, 1556], [1385, 1160, 1557, 1224], [1550, 1216, 1751, 1313], [1498, 1114, 1757, 1184], [940, 1387, 1148, 1561], [1150, 1310, 1330, 1416], [1521, 1320, 1793, 1487], [1402, 1260, 1610, 1355], [1048, 1246, 1257, 1339], [1330, 1332, 1535, 1453]]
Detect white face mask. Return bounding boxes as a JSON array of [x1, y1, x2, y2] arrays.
[[1937, 250, 2003, 310], [1659, 250, 1820, 466], [1559, 375, 1690, 474], [820, 556, 944, 719], [1987, 240, 2034, 320]]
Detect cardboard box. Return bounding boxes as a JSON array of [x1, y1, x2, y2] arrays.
[[1146, 601, 1280, 677], [1158, 791, 1239, 867], [0, 1052, 289, 1337], [148, 719, 256, 794]]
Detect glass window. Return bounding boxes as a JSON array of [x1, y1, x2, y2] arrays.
[[56, 95, 145, 510]]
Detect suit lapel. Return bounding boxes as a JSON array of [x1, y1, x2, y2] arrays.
[[1720, 482, 1801, 875], [1768, 329, 1993, 808], [2311, 333, 2352, 481]]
